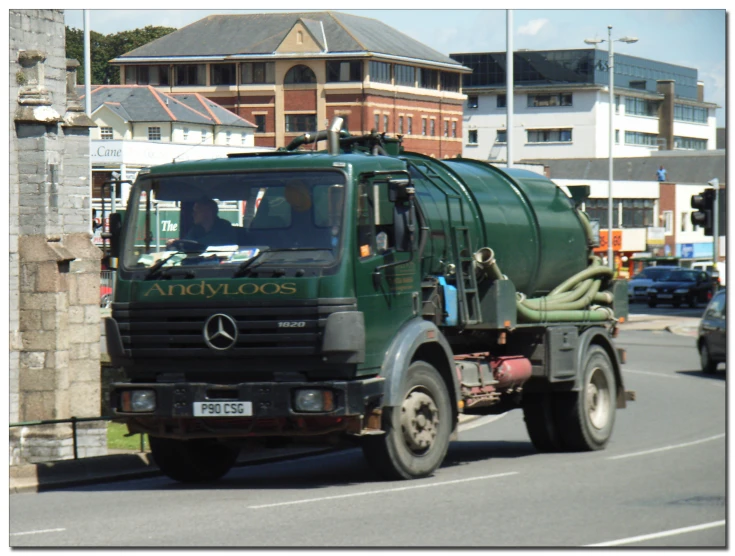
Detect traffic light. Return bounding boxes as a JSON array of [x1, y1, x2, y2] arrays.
[[691, 188, 716, 236]]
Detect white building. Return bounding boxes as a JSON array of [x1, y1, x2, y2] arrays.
[[450, 49, 718, 163]]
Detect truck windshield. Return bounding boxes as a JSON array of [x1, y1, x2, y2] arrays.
[[122, 170, 345, 270]]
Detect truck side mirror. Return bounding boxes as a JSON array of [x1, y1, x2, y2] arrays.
[[393, 202, 416, 252], [108, 212, 122, 258]]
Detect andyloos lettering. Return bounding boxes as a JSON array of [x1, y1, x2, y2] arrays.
[[144, 281, 297, 298]]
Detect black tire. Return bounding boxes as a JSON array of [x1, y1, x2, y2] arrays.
[[362, 361, 452, 480], [149, 437, 239, 483], [522, 393, 563, 453], [648, 300, 657, 308], [699, 340, 717, 374], [553, 346, 617, 451]]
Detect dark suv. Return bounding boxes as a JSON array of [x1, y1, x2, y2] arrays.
[[647, 269, 713, 308], [698, 290, 726, 373]]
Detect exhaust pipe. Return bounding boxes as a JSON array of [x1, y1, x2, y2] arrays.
[[328, 117, 344, 156]]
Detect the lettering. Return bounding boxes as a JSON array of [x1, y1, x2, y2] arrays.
[[143, 281, 299, 298], [186, 281, 206, 296], [259, 283, 280, 295], [161, 220, 178, 232], [167, 284, 186, 296], [280, 283, 297, 295], [238, 283, 259, 295], [94, 145, 122, 158], [143, 283, 167, 297], [206, 284, 226, 298]]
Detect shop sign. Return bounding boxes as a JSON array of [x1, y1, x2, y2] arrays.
[[593, 229, 622, 253], [646, 227, 665, 245]]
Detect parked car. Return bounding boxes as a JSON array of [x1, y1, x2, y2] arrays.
[[698, 289, 726, 373], [627, 265, 680, 302], [646, 269, 713, 308]]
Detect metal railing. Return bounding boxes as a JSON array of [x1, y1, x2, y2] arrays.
[[10, 416, 146, 461]]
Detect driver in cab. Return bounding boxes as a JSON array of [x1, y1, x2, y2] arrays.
[[175, 197, 237, 247]]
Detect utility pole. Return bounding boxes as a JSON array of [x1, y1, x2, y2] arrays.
[[506, 10, 514, 169], [710, 178, 720, 272]]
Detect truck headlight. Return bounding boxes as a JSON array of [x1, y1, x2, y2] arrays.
[[120, 390, 156, 412], [293, 389, 335, 413], [674, 288, 689, 294]]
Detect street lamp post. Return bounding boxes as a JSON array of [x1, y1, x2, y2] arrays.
[[584, 27, 638, 271]]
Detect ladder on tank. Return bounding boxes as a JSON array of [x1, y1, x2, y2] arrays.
[[452, 226, 482, 326]]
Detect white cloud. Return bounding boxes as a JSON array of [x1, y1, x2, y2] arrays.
[[518, 19, 548, 36]]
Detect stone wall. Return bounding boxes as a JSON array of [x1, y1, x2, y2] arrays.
[[10, 9, 106, 465]]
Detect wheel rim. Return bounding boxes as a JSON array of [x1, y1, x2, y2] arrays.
[[586, 367, 611, 430], [400, 388, 440, 455]]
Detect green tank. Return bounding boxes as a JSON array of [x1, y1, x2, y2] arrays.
[[403, 153, 591, 296]]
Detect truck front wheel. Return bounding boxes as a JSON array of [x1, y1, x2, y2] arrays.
[[362, 361, 452, 480], [554, 346, 616, 451], [149, 437, 239, 483]]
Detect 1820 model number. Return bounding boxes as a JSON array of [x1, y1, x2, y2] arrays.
[[278, 321, 306, 328]]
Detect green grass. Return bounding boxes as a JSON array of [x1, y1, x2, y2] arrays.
[[107, 422, 148, 451]]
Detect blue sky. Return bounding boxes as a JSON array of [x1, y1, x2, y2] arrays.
[[64, 9, 727, 126]]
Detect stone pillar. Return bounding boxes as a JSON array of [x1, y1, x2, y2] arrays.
[[656, 80, 675, 151], [10, 10, 106, 464]]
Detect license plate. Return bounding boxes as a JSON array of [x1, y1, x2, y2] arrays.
[[658, 294, 673, 299], [193, 401, 252, 417]]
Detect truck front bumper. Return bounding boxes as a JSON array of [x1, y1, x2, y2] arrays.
[[109, 377, 385, 438]]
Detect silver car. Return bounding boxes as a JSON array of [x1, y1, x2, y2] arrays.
[[627, 265, 680, 302]]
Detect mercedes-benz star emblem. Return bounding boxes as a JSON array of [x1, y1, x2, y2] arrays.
[[203, 314, 238, 351]]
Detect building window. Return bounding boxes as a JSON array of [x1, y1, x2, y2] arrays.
[[527, 93, 572, 107], [663, 211, 673, 235], [369, 61, 392, 84], [422, 118, 427, 136], [326, 60, 362, 82], [241, 62, 275, 84], [240, 133, 245, 145], [615, 129, 620, 144], [452, 121, 457, 138], [624, 96, 659, 117], [384, 115, 389, 133], [201, 130, 208, 143], [584, 199, 620, 229], [255, 115, 266, 133], [175, 64, 206, 86], [430, 119, 435, 136], [374, 114, 380, 132], [183, 127, 189, 141], [615, 95, 621, 114], [444, 120, 449, 137], [148, 126, 161, 141], [625, 131, 658, 146], [296, 31, 303, 45], [497, 94, 506, 108], [681, 212, 688, 232], [674, 136, 707, 150], [284, 65, 317, 84], [225, 131, 232, 145], [285, 114, 317, 133], [620, 199, 655, 227], [440, 72, 460, 92], [674, 104, 708, 124], [211, 63, 236, 85], [394, 64, 415, 87], [496, 130, 507, 143], [126, 65, 170, 85], [417, 68, 438, 89], [527, 128, 572, 143], [100, 127, 113, 140], [468, 129, 478, 144], [407, 117, 413, 135], [398, 116, 404, 135], [468, 95, 479, 109]]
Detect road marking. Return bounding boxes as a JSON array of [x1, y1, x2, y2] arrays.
[[458, 413, 507, 432], [10, 528, 66, 537], [608, 433, 725, 460], [248, 471, 519, 509], [586, 520, 726, 546]]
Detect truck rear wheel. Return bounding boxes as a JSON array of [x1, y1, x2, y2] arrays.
[[149, 437, 239, 483], [362, 361, 452, 480], [522, 393, 563, 452], [554, 346, 616, 451]]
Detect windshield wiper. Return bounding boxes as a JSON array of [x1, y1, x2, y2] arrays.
[[232, 248, 330, 278], [144, 251, 187, 280]]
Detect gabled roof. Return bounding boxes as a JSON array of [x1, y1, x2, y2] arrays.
[[77, 85, 255, 128], [111, 11, 468, 70]]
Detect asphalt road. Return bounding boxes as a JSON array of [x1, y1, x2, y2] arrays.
[[10, 331, 726, 547]]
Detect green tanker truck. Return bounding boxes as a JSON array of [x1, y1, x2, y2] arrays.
[[105, 119, 631, 483]]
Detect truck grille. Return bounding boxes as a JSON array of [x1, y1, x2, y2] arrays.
[[112, 298, 356, 358]]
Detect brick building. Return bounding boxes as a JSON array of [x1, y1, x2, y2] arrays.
[[109, 11, 470, 158]]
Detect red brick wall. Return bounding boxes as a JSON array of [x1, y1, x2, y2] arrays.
[[658, 182, 676, 254], [284, 89, 317, 111], [254, 136, 276, 148], [240, 95, 275, 105], [238, 107, 275, 133], [326, 107, 358, 133]]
